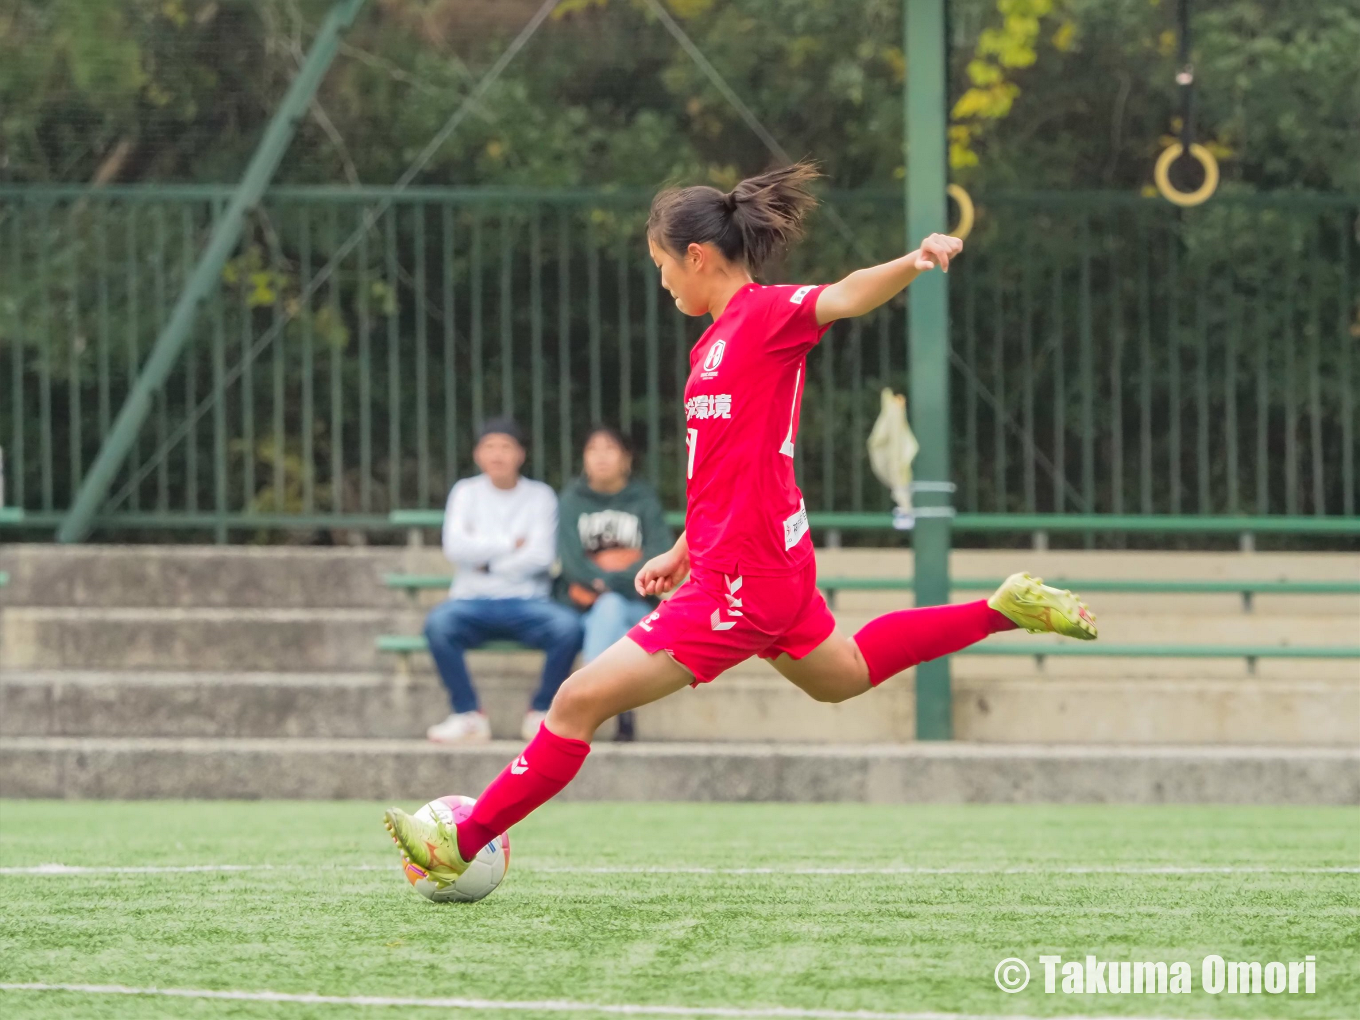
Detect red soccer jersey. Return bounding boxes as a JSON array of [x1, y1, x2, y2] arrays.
[[682, 281, 831, 577]]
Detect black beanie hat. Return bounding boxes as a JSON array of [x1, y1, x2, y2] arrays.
[[477, 416, 525, 447]]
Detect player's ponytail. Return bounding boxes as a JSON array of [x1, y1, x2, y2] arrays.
[[647, 160, 820, 275]]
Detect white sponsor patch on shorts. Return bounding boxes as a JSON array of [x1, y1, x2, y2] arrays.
[[782, 500, 809, 550]]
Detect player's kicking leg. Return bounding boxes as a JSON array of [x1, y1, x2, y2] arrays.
[[772, 572, 1096, 703], [385, 638, 691, 878]]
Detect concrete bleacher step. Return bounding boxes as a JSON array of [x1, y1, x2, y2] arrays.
[[1, 671, 452, 740], [953, 676, 1359, 744], [2, 543, 1355, 751], [3, 666, 1354, 745], [0, 607, 406, 671], [0, 544, 419, 609], [2, 736, 1355, 803]]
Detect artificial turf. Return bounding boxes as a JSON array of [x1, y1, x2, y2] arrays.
[[0, 801, 1356, 1020]]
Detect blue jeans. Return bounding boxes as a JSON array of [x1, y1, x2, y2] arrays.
[[424, 598, 584, 713], [581, 591, 654, 663]]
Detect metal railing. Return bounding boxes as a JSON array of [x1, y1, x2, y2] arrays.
[[1, 186, 1356, 536]]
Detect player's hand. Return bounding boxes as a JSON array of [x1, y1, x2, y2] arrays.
[[635, 547, 689, 597], [914, 233, 963, 273]]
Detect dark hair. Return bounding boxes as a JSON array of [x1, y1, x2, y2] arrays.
[[647, 161, 821, 275], [582, 424, 632, 457]]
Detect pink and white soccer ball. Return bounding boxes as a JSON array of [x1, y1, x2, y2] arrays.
[[399, 795, 509, 903]]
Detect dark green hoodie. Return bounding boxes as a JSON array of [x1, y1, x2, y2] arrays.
[[556, 475, 673, 605]]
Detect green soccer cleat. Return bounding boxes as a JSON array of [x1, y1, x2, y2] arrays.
[[988, 572, 1098, 640], [383, 806, 470, 884]]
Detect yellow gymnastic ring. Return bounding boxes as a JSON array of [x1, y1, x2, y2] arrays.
[[947, 184, 975, 241], [1154, 143, 1219, 207]]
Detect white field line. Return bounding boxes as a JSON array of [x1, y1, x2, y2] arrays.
[[528, 865, 1360, 876], [0, 982, 1219, 1020], [0, 863, 1356, 877]]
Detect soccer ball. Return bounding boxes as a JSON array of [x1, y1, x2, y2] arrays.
[[399, 795, 509, 903]]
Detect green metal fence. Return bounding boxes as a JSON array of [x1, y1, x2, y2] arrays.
[[0, 186, 1356, 536]]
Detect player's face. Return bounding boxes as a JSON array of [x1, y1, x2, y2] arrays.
[[474, 433, 525, 488], [648, 236, 708, 317], [583, 433, 631, 490]]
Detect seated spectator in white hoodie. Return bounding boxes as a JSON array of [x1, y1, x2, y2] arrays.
[[424, 417, 583, 744]]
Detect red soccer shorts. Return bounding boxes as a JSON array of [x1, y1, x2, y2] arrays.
[[627, 560, 836, 684]]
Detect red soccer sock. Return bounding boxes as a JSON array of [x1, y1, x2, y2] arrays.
[[852, 599, 1017, 686], [456, 723, 590, 862]]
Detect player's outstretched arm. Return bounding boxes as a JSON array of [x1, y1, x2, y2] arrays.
[[814, 233, 962, 325]]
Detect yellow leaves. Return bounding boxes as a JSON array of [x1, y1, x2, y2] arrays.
[[967, 60, 1003, 87], [999, 0, 1052, 15], [247, 272, 278, 308], [369, 280, 397, 317], [160, 1, 188, 29], [706, 164, 741, 190], [222, 247, 286, 308], [667, 0, 716, 17], [144, 81, 172, 108], [552, 0, 609, 19], [949, 0, 1067, 170], [553, 0, 713, 19], [485, 139, 505, 161], [785, 35, 821, 70], [882, 45, 905, 84], [1205, 139, 1234, 161], [978, 25, 1039, 69], [1158, 29, 1176, 56], [313, 304, 350, 351], [951, 82, 1019, 121], [949, 126, 980, 170]]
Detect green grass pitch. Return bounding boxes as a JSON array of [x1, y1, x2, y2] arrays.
[[1, 801, 1356, 1019]]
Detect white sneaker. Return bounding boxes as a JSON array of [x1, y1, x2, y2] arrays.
[[521, 710, 548, 742], [426, 710, 491, 745]]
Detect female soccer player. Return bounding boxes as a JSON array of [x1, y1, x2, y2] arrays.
[[386, 163, 1096, 881]]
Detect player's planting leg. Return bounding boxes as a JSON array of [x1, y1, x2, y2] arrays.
[[386, 637, 691, 871]]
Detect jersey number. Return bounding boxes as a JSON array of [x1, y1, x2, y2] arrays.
[[686, 427, 699, 479]]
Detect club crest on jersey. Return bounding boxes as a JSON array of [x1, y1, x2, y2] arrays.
[[700, 339, 726, 378]]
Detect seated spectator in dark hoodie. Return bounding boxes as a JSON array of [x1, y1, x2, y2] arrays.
[[556, 427, 672, 739]]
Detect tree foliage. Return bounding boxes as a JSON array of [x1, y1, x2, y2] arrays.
[[1, 0, 1355, 193]]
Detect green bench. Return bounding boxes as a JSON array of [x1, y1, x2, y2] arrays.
[[380, 511, 1359, 671], [383, 572, 1360, 610], [384, 574, 457, 601], [376, 632, 1355, 675], [818, 577, 1360, 612], [377, 633, 530, 674], [378, 573, 1360, 671]]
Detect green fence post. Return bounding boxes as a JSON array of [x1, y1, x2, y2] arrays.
[[56, 0, 367, 543], [906, 0, 953, 739]]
